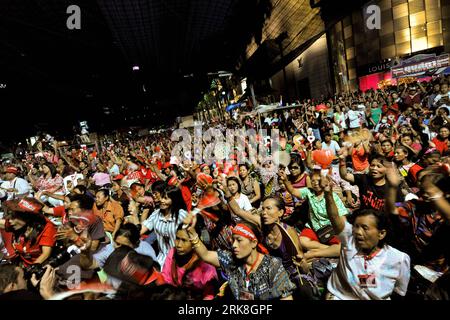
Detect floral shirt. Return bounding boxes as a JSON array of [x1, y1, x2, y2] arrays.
[[217, 250, 295, 300], [35, 175, 64, 193]]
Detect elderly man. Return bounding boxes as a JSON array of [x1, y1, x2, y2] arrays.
[[0, 167, 31, 200]]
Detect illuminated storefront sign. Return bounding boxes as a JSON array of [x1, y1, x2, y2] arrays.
[[391, 53, 449, 78]]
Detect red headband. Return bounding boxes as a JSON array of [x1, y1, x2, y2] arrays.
[[18, 199, 41, 213], [232, 224, 268, 254]]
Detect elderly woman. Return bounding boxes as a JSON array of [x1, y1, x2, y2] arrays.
[[322, 174, 411, 300], [183, 213, 295, 300]]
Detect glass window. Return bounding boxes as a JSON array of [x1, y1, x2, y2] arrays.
[[426, 7, 442, 22], [396, 41, 411, 55], [346, 47, 355, 60], [411, 37, 428, 51], [411, 25, 427, 37], [380, 20, 394, 35], [427, 34, 444, 47], [380, 33, 395, 46], [343, 16, 352, 28], [427, 20, 442, 35], [393, 3, 409, 19], [381, 45, 396, 59], [395, 28, 411, 42], [348, 68, 357, 80], [408, 0, 425, 14], [425, 0, 440, 9], [394, 16, 410, 31], [380, 0, 393, 11], [344, 25, 353, 39], [410, 11, 426, 26]]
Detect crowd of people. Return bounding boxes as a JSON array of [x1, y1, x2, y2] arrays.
[[1, 75, 450, 300]]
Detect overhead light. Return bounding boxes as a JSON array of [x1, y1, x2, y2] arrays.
[[222, 91, 226, 95], [132, 66, 140, 71]]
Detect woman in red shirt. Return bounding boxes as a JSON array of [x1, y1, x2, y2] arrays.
[[431, 126, 450, 155], [0, 198, 56, 267]]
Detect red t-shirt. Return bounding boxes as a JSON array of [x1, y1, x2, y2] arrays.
[[4, 219, 56, 266], [432, 137, 449, 155]]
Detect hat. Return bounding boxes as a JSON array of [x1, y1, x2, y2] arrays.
[[103, 246, 160, 286], [5, 167, 19, 174], [163, 162, 172, 169], [4, 198, 43, 214], [196, 173, 213, 186]]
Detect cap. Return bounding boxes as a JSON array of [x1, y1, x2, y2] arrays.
[[103, 246, 160, 286], [196, 173, 213, 186], [5, 167, 19, 174], [163, 162, 172, 169], [4, 197, 43, 214]]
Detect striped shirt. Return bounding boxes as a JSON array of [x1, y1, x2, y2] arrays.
[[142, 208, 188, 268]]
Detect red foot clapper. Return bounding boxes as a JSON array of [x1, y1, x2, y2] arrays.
[[183, 193, 221, 229]]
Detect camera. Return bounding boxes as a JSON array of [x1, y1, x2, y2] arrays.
[[23, 243, 75, 281]]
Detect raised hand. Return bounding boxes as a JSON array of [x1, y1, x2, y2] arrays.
[[384, 162, 401, 187]]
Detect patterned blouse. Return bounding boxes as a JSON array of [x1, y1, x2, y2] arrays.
[[35, 175, 64, 193], [217, 250, 296, 300]]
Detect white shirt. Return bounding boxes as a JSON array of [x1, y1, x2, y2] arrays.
[[327, 221, 410, 300], [434, 92, 450, 108], [347, 110, 361, 129], [322, 140, 341, 156], [235, 193, 253, 211], [230, 193, 253, 224], [0, 177, 31, 200]]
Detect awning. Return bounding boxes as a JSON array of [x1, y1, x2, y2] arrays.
[[434, 66, 450, 75]]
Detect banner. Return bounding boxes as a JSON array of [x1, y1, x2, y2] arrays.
[[391, 53, 449, 78]]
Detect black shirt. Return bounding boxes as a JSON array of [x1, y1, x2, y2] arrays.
[[353, 174, 403, 211]]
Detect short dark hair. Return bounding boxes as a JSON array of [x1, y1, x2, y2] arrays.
[[151, 180, 165, 194], [115, 224, 141, 248], [0, 264, 20, 293], [73, 185, 87, 194], [70, 194, 95, 210], [96, 189, 110, 199], [352, 209, 390, 247]]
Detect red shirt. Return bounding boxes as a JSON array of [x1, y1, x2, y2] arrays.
[[432, 137, 449, 155], [4, 219, 56, 266]]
